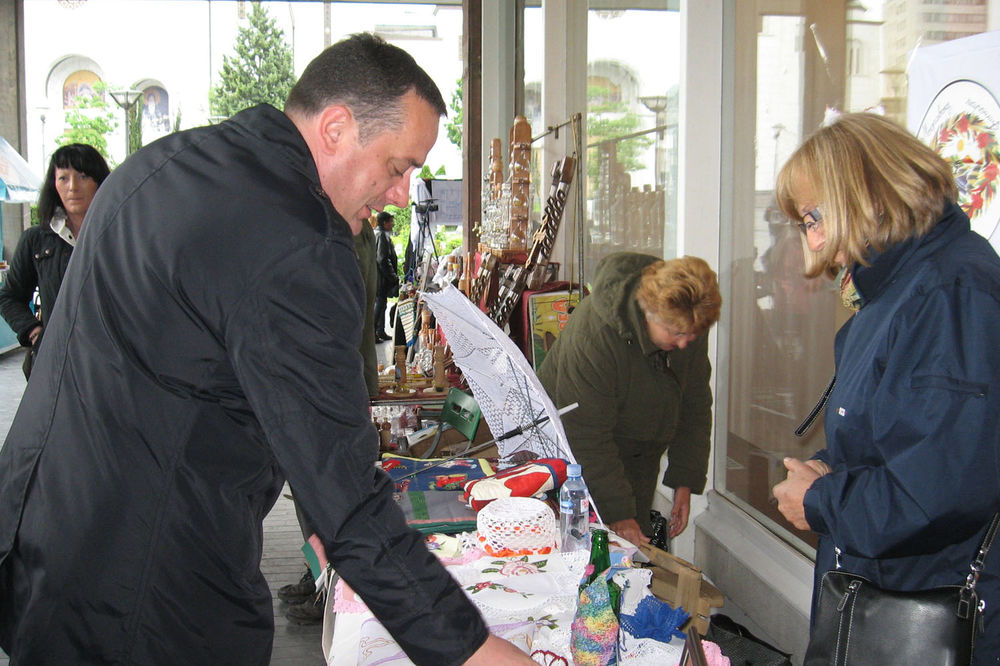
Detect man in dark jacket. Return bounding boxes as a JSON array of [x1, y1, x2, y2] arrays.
[[538, 253, 721, 547], [0, 33, 527, 666], [374, 210, 399, 341]]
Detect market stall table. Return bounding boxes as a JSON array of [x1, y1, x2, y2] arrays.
[[317, 475, 717, 665]]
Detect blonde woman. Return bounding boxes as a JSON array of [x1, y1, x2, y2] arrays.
[[772, 113, 1000, 663]]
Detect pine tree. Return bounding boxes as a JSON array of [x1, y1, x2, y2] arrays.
[[445, 77, 463, 150], [210, 2, 295, 119]]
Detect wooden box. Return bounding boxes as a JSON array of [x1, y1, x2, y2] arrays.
[[638, 543, 724, 635]]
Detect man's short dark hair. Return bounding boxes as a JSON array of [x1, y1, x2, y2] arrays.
[[285, 33, 447, 143], [376, 211, 394, 227]]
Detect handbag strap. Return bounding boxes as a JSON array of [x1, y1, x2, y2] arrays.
[[964, 513, 1000, 592], [958, 512, 1000, 620]]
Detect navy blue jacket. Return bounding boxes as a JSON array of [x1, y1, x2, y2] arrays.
[[0, 105, 487, 665], [804, 203, 1000, 662]]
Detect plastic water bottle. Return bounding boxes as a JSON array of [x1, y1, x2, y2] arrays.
[[559, 464, 590, 552]]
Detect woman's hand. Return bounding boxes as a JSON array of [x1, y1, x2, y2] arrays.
[[28, 325, 42, 346], [772, 457, 821, 531]]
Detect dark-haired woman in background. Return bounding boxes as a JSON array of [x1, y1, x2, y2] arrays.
[[0, 143, 110, 378]]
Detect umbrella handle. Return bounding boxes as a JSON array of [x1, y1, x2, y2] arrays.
[[393, 403, 578, 481]]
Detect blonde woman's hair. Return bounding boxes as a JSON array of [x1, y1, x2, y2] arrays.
[[774, 112, 957, 278], [636, 256, 721, 334]]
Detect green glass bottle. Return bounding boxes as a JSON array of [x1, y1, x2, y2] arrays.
[[586, 528, 611, 586], [581, 528, 621, 614]]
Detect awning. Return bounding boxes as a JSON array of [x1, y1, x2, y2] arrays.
[[0, 136, 41, 204]]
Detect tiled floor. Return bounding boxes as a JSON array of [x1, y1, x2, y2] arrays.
[[0, 349, 333, 665]]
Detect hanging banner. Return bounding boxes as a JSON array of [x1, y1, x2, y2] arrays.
[[908, 32, 1000, 251]]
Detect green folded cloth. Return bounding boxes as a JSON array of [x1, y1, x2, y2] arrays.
[[397, 490, 478, 534]]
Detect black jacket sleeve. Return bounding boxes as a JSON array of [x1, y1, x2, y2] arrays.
[[224, 242, 488, 666], [0, 228, 42, 347]]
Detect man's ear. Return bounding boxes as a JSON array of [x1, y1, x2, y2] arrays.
[[316, 104, 354, 155]]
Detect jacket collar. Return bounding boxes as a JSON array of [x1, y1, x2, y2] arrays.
[[625, 293, 660, 354], [49, 209, 77, 246], [851, 201, 969, 305], [227, 104, 323, 189], [226, 104, 355, 240]]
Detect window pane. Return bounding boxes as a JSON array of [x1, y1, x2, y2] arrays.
[[720, 0, 991, 553], [585, 7, 681, 278]]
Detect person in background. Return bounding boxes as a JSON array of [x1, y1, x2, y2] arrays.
[[279, 212, 381, 625], [355, 213, 381, 395], [771, 113, 1000, 664], [0, 143, 110, 379], [538, 253, 721, 548], [374, 210, 399, 341], [0, 33, 529, 665]]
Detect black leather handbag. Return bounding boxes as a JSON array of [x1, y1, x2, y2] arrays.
[[804, 514, 999, 665]]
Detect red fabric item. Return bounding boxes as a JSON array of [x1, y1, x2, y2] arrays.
[[462, 458, 569, 511]]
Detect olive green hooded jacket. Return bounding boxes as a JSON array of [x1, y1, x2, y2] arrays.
[[538, 252, 713, 526]]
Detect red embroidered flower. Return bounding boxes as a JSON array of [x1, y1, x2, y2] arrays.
[[531, 649, 569, 665], [984, 162, 998, 182]]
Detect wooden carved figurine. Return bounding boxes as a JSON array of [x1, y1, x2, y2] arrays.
[[394, 345, 407, 388], [508, 116, 532, 252], [489, 137, 504, 200], [420, 308, 433, 347], [432, 346, 448, 393], [378, 418, 392, 452], [458, 252, 472, 297]]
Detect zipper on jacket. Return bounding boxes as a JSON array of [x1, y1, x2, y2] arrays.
[[834, 546, 842, 570], [837, 579, 861, 612], [794, 374, 836, 437]]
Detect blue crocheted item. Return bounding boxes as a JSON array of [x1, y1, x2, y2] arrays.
[[618, 595, 690, 642]]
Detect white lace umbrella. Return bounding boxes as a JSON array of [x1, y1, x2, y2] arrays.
[[421, 284, 576, 464]]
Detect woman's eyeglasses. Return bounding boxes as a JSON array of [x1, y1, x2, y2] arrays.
[[796, 206, 823, 234]]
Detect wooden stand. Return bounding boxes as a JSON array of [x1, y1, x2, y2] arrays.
[[637, 542, 724, 635]]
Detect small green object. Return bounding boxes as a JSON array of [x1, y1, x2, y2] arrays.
[[301, 542, 322, 581], [586, 529, 611, 586]]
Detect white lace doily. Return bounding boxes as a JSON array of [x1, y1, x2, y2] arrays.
[[476, 497, 557, 555]]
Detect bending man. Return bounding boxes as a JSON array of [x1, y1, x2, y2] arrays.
[[0, 33, 529, 665]]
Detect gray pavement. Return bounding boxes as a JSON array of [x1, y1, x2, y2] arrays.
[[0, 349, 26, 442]]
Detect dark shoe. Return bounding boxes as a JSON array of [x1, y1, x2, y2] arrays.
[[277, 567, 315, 604], [375, 332, 391, 342], [285, 592, 325, 625]]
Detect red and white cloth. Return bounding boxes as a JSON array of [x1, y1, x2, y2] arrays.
[[461, 458, 569, 511]]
